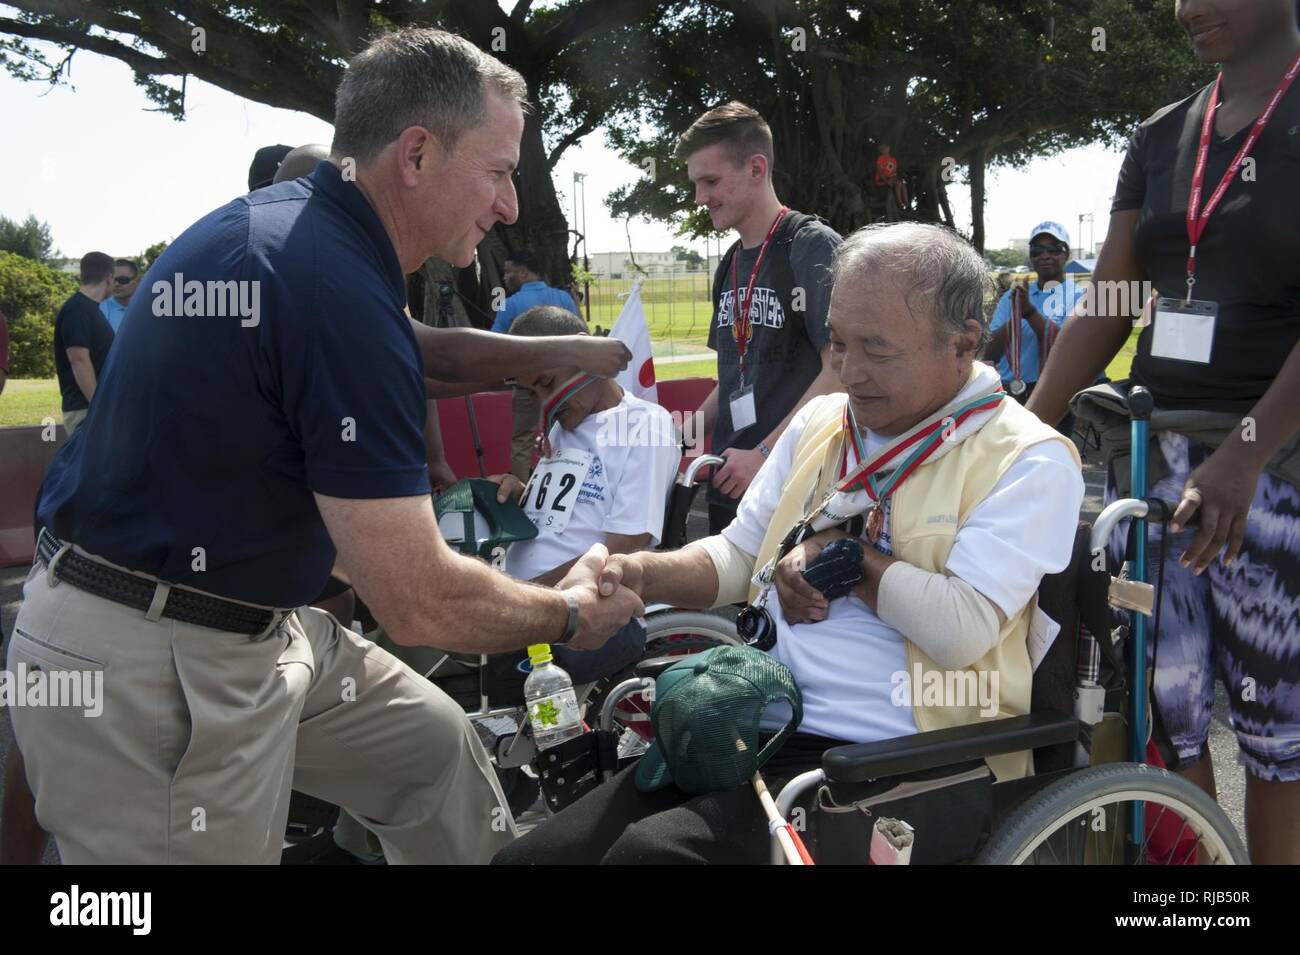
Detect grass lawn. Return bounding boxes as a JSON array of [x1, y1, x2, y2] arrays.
[[0, 378, 61, 427], [657, 358, 718, 382]]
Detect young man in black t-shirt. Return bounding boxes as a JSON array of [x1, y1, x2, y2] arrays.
[[678, 102, 842, 534], [53, 252, 116, 435]]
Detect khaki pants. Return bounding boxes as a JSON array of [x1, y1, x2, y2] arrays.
[[510, 388, 540, 484], [62, 408, 87, 436], [7, 558, 517, 864]]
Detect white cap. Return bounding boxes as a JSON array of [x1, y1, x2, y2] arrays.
[[1029, 220, 1070, 248]]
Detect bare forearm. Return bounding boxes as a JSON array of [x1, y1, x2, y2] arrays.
[[411, 321, 576, 382], [851, 545, 898, 613], [1029, 308, 1130, 425], [424, 378, 504, 399], [637, 546, 722, 609], [401, 554, 570, 652], [69, 356, 96, 402]]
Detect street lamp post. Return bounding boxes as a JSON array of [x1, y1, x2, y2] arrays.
[[573, 171, 590, 324]]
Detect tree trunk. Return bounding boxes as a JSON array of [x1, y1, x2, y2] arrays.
[[969, 146, 987, 254]]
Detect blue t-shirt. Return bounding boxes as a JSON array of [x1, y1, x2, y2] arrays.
[[99, 296, 128, 333], [988, 279, 1085, 384], [37, 161, 431, 607], [490, 281, 579, 333]]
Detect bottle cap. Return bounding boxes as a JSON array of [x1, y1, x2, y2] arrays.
[[527, 644, 553, 667]]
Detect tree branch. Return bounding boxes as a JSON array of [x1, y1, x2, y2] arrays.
[[545, 114, 600, 171], [532, 0, 662, 65], [0, 15, 179, 76]]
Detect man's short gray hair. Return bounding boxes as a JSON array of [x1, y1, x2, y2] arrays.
[[830, 223, 992, 348], [332, 28, 530, 164]]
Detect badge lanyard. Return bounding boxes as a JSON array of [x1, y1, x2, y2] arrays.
[[1185, 49, 1300, 302], [1006, 288, 1025, 395], [731, 206, 788, 385], [537, 373, 599, 458]]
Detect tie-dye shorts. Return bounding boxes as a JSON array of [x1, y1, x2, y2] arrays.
[[1105, 431, 1300, 782]]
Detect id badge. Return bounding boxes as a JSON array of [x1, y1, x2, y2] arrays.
[[729, 385, 757, 433], [1150, 297, 1217, 364], [519, 449, 592, 535]]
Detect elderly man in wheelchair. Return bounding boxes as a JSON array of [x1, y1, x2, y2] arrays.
[[494, 222, 1098, 865], [493, 222, 1248, 867], [496, 224, 1254, 866]]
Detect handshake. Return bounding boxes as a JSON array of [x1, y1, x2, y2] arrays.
[[554, 544, 648, 651]]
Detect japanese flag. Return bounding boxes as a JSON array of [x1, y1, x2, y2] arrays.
[[611, 282, 658, 403]]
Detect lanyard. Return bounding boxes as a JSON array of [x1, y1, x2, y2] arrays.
[[838, 392, 1007, 504], [730, 206, 788, 381], [1186, 50, 1300, 300]]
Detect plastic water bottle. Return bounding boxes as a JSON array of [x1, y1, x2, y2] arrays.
[[524, 644, 583, 750]]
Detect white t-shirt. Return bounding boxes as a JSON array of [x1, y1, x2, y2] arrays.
[[723, 371, 1085, 743], [504, 392, 682, 582]]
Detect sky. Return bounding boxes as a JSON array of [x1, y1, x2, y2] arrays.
[[0, 41, 1126, 264]]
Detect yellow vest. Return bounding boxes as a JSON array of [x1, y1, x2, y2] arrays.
[[751, 388, 1081, 780]]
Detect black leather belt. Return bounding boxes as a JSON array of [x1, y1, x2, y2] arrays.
[[36, 529, 285, 636]]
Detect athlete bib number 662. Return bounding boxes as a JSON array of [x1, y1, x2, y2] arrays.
[[520, 449, 592, 535]]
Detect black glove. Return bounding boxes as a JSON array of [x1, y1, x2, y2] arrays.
[[801, 537, 865, 601]]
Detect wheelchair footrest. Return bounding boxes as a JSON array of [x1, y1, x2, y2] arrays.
[[536, 730, 620, 813]]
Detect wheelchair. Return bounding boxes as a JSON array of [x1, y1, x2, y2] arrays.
[[573, 389, 1248, 865]]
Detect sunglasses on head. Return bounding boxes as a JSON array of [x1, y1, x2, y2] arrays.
[[114, 275, 136, 285], [1029, 243, 1067, 257]]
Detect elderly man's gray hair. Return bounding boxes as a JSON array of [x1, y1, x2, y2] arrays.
[[333, 28, 530, 164], [830, 223, 992, 348]]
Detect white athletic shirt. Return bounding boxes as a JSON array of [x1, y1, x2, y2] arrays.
[[723, 368, 1085, 743], [504, 392, 682, 582]]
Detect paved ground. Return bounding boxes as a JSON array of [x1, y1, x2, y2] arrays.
[[0, 448, 1247, 862]]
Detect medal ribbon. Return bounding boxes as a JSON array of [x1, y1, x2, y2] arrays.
[[730, 206, 788, 382], [538, 373, 599, 457], [1186, 50, 1300, 300], [838, 391, 1007, 506], [1006, 288, 1023, 383]]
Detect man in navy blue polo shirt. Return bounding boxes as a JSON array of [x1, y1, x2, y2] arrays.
[[8, 27, 642, 865]]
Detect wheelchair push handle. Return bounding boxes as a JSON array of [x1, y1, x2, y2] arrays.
[[1127, 384, 1154, 421]]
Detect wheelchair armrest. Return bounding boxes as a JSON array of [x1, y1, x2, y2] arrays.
[[822, 712, 1079, 784], [634, 655, 683, 681]]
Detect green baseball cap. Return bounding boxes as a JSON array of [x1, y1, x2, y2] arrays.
[[434, 478, 537, 562], [635, 645, 802, 794]]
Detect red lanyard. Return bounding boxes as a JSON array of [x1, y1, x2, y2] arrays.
[[1007, 288, 1023, 382], [1186, 50, 1300, 299], [730, 206, 788, 380]]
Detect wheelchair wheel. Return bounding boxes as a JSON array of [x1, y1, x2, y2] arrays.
[[643, 609, 743, 652], [976, 763, 1247, 865]]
